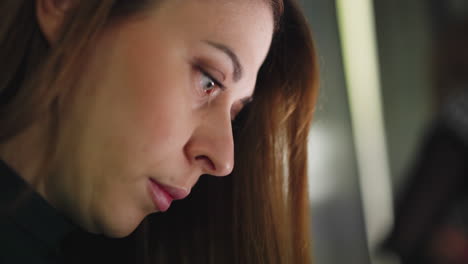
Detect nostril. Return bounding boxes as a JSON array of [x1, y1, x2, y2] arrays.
[[195, 155, 216, 172]]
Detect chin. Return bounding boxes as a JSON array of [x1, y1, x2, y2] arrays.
[[96, 211, 146, 238], [101, 223, 140, 238], [104, 226, 137, 238]]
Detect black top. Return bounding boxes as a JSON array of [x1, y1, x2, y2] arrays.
[[0, 159, 76, 264]]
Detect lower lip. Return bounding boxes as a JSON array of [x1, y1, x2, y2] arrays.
[[148, 179, 173, 212]]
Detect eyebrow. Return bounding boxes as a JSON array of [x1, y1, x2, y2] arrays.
[[203, 40, 243, 82]]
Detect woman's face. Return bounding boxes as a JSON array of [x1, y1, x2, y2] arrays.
[[47, 0, 274, 237]]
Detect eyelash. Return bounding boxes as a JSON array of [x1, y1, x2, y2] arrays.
[[195, 65, 225, 96], [193, 63, 247, 122]]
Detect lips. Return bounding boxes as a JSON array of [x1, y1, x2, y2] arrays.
[[148, 179, 190, 212]]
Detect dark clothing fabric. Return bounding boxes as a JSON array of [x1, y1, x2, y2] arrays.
[[0, 159, 76, 264], [0, 159, 151, 264]]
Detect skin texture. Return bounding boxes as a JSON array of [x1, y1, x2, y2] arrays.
[[0, 0, 274, 237]]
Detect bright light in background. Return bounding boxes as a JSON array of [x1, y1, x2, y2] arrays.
[[336, 0, 394, 260], [308, 123, 338, 204]]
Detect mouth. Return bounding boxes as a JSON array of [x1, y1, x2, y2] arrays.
[[148, 178, 190, 212]]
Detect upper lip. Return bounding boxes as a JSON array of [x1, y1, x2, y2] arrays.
[[150, 179, 190, 200]]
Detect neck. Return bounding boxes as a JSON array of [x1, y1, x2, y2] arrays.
[[0, 115, 54, 195]]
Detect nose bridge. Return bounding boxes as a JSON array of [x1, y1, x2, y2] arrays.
[[193, 106, 234, 176]]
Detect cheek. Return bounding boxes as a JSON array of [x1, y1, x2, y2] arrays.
[[114, 42, 193, 162], [75, 21, 195, 177]]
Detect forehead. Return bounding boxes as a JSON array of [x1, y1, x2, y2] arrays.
[[151, 0, 274, 79]]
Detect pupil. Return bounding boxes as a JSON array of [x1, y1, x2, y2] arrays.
[[206, 81, 214, 90]]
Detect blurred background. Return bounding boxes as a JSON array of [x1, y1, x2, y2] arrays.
[[303, 0, 468, 263]]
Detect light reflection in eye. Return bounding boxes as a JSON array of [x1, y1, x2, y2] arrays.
[[195, 65, 225, 97], [200, 73, 217, 95]]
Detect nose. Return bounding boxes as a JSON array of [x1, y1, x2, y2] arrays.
[[184, 111, 234, 177]]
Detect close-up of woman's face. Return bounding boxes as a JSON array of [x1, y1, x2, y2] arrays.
[[40, 0, 274, 237]]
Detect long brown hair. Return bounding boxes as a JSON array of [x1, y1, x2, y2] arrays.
[[0, 1, 319, 263]]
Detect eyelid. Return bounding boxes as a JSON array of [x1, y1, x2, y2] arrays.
[[195, 65, 226, 91]]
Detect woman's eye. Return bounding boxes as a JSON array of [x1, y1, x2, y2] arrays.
[[196, 66, 224, 97], [200, 73, 217, 95]]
